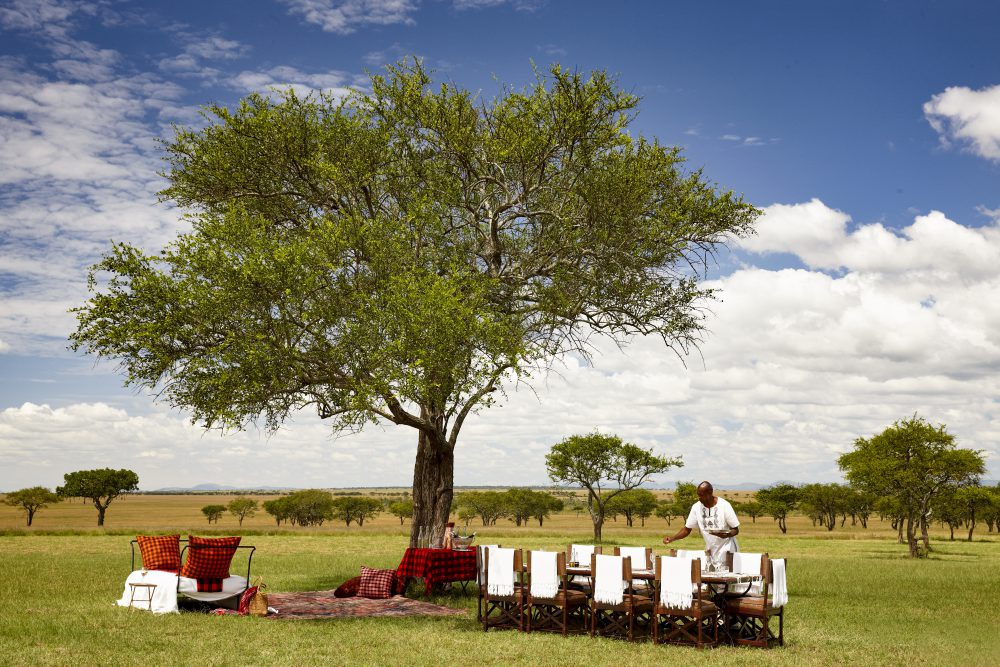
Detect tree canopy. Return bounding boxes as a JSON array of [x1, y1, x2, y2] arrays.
[[838, 415, 984, 557], [201, 504, 226, 524], [546, 431, 680, 541], [3, 486, 62, 527], [227, 496, 258, 526], [56, 468, 139, 526], [70, 60, 756, 544]]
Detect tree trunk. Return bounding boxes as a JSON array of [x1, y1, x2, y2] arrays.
[[778, 516, 787, 534], [897, 519, 904, 544], [920, 516, 931, 552], [409, 428, 454, 548], [906, 513, 919, 557], [96, 504, 106, 526], [593, 515, 604, 542], [967, 510, 976, 542]]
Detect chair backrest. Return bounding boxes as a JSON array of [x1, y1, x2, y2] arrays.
[[567, 544, 601, 564], [671, 548, 706, 562], [654, 555, 704, 605], [591, 553, 632, 604], [615, 546, 652, 571], [727, 551, 765, 574], [527, 550, 565, 598], [477, 544, 501, 586], [482, 547, 522, 597]]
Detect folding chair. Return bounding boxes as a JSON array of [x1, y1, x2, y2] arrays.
[[725, 555, 787, 647], [589, 553, 653, 642], [481, 547, 524, 631], [652, 555, 720, 649], [524, 550, 589, 635]]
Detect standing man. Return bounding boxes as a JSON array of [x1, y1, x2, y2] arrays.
[[662, 481, 740, 566]]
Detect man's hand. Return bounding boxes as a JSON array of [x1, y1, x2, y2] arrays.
[[662, 536, 671, 544]]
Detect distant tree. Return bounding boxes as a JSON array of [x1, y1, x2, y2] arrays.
[[456, 504, 477, 529], [227, 496, 258, 526], [955, 486, 996, 542], [201, 504, 226, 524], [57, 468, 139, 526], [798, 483, 851, 532], [755, 484, 799, 534], [455, 491, 508, 527], [3, 487, 61, 526], [737, 501, 763, 523], [984, 484, 1000, 533], [332, 496, 382, 526], [654, 500, 678, 525], [262, 496, 295, 525], [839, 415, 984, 557], [531, 493, 563, 527], [606, 489, 658, 527], [670, 481, 699, 518], [285, 489, 336, 526], [389, 499, 414, 525], [546, 431, 681, 541]]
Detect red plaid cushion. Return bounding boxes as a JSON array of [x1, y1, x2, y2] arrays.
[[358, 566, 396, 599], [179, 535, 241, 579], [136, 534, 181, 571]]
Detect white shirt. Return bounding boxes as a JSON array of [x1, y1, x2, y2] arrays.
[[685, 497, 740, 565]]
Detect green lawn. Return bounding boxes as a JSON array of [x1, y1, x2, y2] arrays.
[[0, 526, 997, 666]]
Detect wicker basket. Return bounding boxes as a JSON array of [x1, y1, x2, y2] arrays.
[[248, 579, 268, 617]]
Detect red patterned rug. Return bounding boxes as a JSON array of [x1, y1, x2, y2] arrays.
[[265, 591, 467, 620]]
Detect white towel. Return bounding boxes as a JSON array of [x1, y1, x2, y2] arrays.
[[732, 552, 763, 595], [770, 559, 788, 607], [529, 551, 560, 599], [570, 544, 595, 564], [593, 554, 624, 605], [115, 570, 179, 614], [618, 547, 648, 571], [660, 556, 694, 609], [477, 545, 499, 584], [487, 547, 515, 596]]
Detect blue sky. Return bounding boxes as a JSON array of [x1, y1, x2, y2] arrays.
[[1, 0, 999, 491]]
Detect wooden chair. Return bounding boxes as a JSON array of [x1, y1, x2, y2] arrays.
[[475, 544, 500, 622], [725, 555, 786, 647], [589, 553, 653, 642], [524, 550, 589, 635], [481, 547, 524, 632], [652, 555, 720, 649]]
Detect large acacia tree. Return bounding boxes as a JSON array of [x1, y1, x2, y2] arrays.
[[71, 61, 757, 545]]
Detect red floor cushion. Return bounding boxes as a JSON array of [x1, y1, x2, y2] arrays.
[[335, 576, 361, 598], [136, 534, 181, 571]]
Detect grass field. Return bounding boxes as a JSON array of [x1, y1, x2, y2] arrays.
[[1, 495, 998, 666]]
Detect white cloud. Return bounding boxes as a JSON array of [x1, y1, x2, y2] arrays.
[[924, 83, 1000, 162], [228, 66, 361, 99], [281, 0, 418, 34], [739, 199, 1000, 277]]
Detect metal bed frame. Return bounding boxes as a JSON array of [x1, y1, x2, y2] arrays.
[[129, 539, 256, 600]]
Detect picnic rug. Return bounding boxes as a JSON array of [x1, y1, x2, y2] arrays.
[[263, 590, 467, 620]]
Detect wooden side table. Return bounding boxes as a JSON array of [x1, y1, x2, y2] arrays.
[[128, 582, 157, 610]]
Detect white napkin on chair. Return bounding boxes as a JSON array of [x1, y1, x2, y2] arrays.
[[570, 544, 595, 564], [659, 556, 694, 610], [477, 545, 499, 585], [732, 552, 763, 594], [770, 558, 788, 607], [529, 551, 560, 599], [593, 554, 624, 605], [487, 547, 515, 596]]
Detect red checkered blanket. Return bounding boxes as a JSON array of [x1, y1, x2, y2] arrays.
[[396, 547, 477, 596], [196, 578, 224, 592]]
